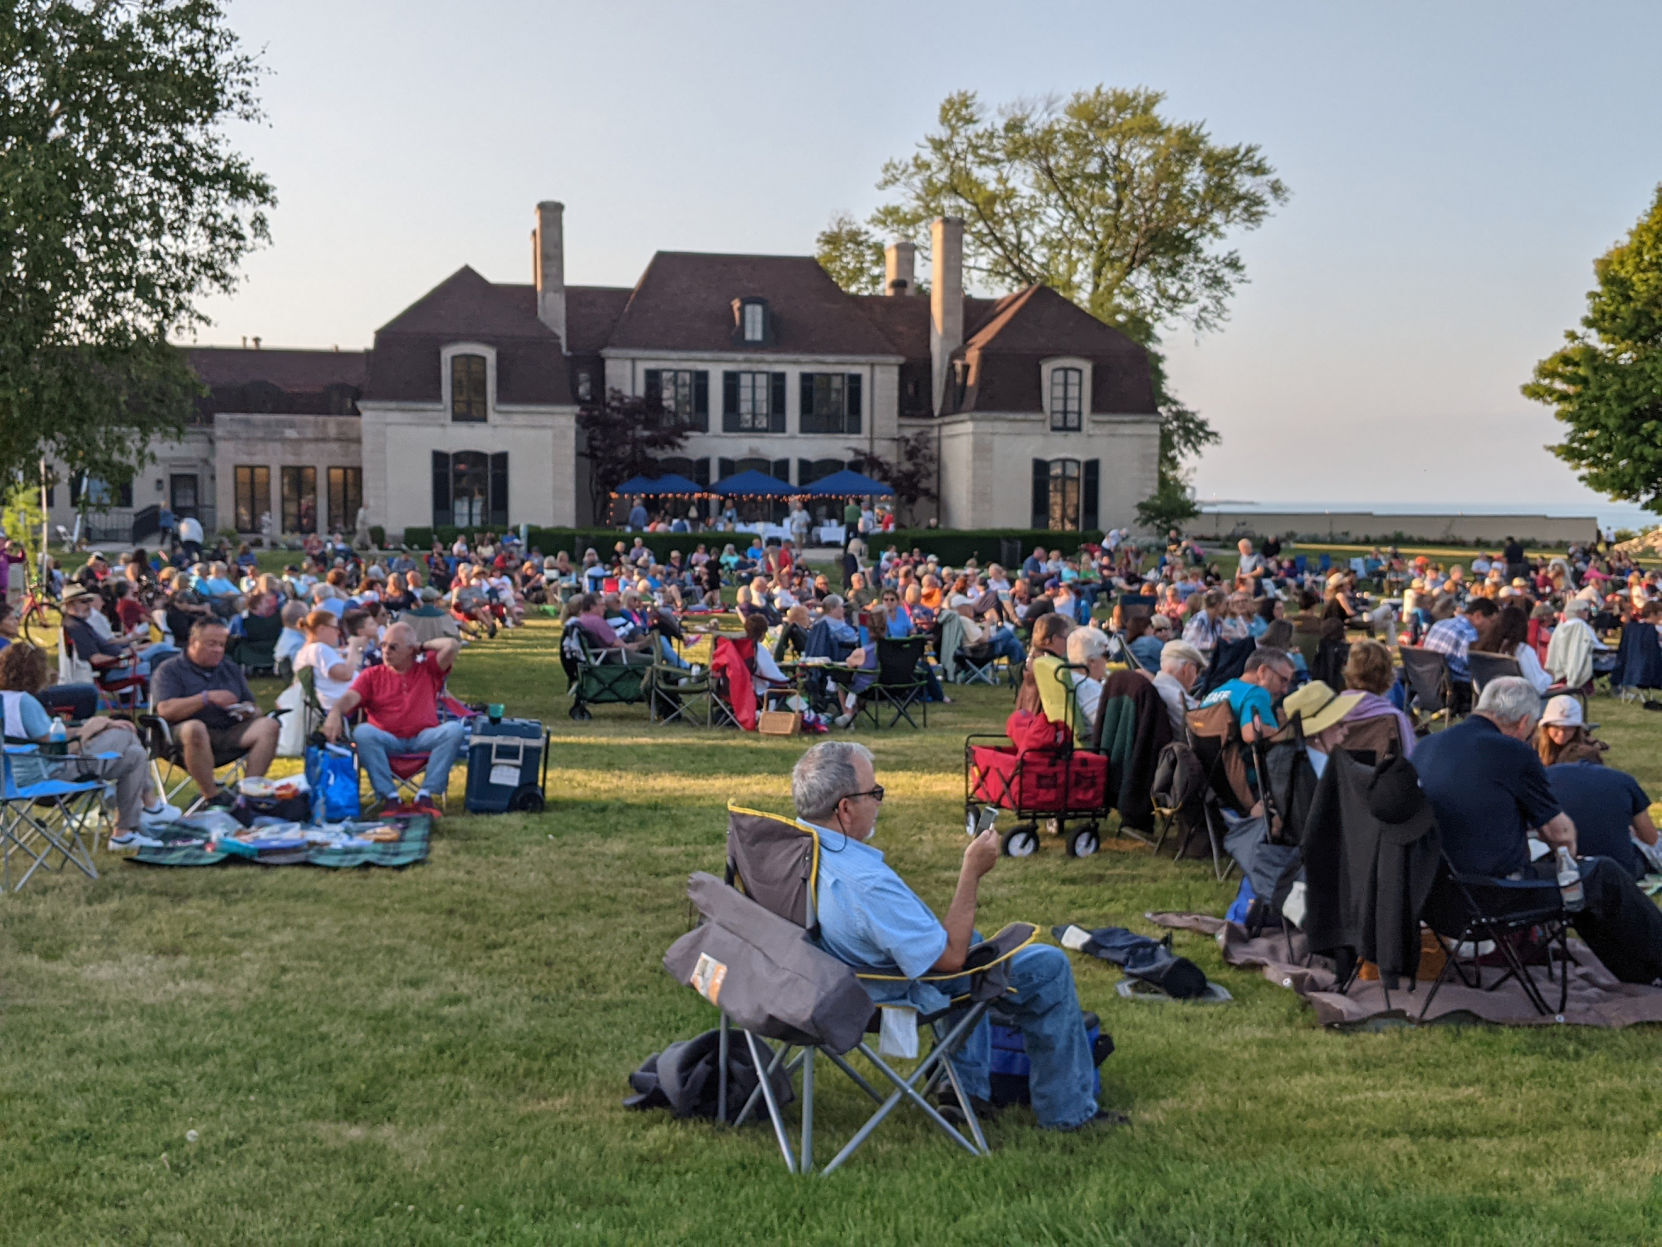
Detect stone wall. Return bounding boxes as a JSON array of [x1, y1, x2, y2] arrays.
[[1193, 510, 1601, 547]]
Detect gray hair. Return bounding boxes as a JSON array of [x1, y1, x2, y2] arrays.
[[792, 741, 874, 824], [1476, 675, 1542, 726], [821, 594, 844, 611], [1563, 598, 1591, 617], [1066, 627, 1109, 665], [1161, 639, 1205, 670]]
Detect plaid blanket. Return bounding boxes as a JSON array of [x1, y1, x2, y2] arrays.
[[130, 815, 431, 870]]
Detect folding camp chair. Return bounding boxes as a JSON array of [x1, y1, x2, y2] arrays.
[[1417, 852, 1571, 1019], [142, 717, 250, 811], [1, 745, 106, 892], [562, 625, 649, 721], [858, 637, 929, 730], [710, 804, 1038, 1175], [1612, 621, 1662, 706], [1177, 702, 1261, 881], [58, 629, 147, 714], [1466, 650, 1521, 703], [1398, 646, 1458, 732]]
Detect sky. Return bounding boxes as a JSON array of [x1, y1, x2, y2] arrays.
[[196, 0, 1662, 515]]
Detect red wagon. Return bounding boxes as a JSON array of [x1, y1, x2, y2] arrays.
[[964, 734, 1109, 858]]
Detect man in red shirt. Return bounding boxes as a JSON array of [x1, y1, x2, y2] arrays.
[[321, 622, 463, 814]]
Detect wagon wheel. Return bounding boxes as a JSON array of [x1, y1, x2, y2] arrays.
[[1002, 826, 1040, 857], [569, 704, 591, 721], [1067, 825, 1101, 858]]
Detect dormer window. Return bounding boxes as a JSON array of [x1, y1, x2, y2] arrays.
[[734, 297, 770, 345], [451, 353, 488, 422]]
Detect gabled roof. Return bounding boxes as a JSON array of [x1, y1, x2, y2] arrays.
[[565, 285, 632, 354], [185, 346, 366, 420], [376, 265, 555, 340], [606, 252, 900, 357]]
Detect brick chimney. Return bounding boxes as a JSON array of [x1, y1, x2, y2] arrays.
[[929, 217, 964, 414], [533, 201, 567, 350], [884, 240, 916, 296]]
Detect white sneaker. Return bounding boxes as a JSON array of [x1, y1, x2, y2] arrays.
[[833, 712, 855, 728], [141, 802, 182, 826], [110, 831, 165, 848]]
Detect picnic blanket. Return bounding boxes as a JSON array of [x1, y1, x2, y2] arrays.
[[130, 815, 431, 870], [1147, 911, 1662, 1029]]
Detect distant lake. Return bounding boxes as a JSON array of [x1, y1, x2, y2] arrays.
[[1197, 499, 1656, 531]]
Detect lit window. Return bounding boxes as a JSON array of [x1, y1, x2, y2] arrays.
[[451, 354, 487, 422]]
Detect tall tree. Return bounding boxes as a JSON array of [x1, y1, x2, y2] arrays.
[[824, 87, 1289, 487], [845, 431, 937, 526], [577, 389, 691, 522], [0, 0, 275, 491], [814, 212, 886, 296], [1524, 186, 1662, 513]]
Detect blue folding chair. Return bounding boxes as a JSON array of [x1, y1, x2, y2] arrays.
[[1, 745, 109, 893]]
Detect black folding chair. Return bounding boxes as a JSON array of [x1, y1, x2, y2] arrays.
[[1418, 854, 1571, 1019], [1398, 646, 1458, 732], [859, 637, 929, 730]]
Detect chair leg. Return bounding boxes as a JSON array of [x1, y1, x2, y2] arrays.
[[742, 1031, 796, 1174], [799, 1045, 814, 1175]]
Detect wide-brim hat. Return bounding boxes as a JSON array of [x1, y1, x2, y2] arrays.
[[60, 583, 98, 605], [1278, 680, 1364, 737]]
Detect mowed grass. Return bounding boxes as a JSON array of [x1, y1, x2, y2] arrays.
[[3, 618, 1662, 1245]]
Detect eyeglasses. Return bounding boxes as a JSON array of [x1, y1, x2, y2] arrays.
[[840, 785, 885, 805]]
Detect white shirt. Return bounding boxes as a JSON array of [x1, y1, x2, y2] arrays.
[[1073, 673, 1103, 728], [178, 516, 203, 543], [1514, 644, 1553, 695], [296, 641, 353, 709]]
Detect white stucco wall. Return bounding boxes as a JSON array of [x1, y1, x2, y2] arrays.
[[922, 410, 1161, 531], [212, 414, 362, 534]]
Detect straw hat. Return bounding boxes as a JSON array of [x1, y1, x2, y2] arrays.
[[1279, 680, 1364, 736], [60, 583, 98, 605]]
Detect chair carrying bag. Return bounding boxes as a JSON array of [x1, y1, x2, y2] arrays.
[[464, 718, 548, 814], [664, 871, 873, 1055]]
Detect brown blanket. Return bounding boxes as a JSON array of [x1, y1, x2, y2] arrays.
[[1147, 911, 1662, 1028]]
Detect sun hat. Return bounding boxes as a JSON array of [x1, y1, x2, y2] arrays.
[[1325, 572, 1347, 590], [60, 583, 98, 605], [1278, 680, 1365, 737], [1540, 695, 1593, 729]]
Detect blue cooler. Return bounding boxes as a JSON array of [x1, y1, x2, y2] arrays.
[[463, 718, 549, 813], [987, 1010, 1111, 1107]]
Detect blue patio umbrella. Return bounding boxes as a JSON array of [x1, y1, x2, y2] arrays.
[[803, 469, 893, 497], [613, 473, 705, 495], [711, 469, 793, 497]]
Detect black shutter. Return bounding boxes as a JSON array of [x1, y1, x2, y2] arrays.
[[488, 452, 509, 527], [693, 371, 709, 431], [644, 369, 662, 405], [800, 374, 815, 432], [1030, 459, 1048, 530], [717, 458, 736, 484], [770, 372, 787, 433], [722, 371, 739, 432], [1083, 459, 1100, 532], [846, 374, 862, 435], [694, 457, 711, 488], [797, 458, 813, 487], [773, 458, 792, 486], [432, 451, 452, 528]]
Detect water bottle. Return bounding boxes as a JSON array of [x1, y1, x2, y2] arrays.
[[1556, 847, 1585, 912], [47, 716, 67, 754]]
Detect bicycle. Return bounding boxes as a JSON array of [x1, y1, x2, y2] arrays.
[[19, 574, 61, 646]]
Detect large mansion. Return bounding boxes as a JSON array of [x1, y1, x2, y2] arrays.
[[48, 203, 1162, 544]]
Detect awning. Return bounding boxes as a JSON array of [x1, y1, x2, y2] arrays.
[[803, 469, 893, 497]]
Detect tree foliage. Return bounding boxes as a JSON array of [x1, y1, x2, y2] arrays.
[[845, 430, 938, 526], [1134, 478, 1200, 534], [1524, 186, 1662, 513], [0, 0, 275, 490], [823, 87, 1288, 486], [577, 389, 691, 522], [814, 212, 887, 296]]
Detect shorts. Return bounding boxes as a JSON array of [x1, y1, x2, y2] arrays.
[[204, 719, 258, 765]]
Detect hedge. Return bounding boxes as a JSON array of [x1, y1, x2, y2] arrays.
[[399, 525, 1104, 568]]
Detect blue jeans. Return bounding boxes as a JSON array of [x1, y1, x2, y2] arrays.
[[988, 629, 1026, 667], [940, 944, 1098, 1129], [352, 720, 467, 801]]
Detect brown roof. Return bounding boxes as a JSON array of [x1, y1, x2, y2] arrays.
[[607, 253, 899, 357], [365, 266, 572, 405], [565, 285, 632, 354], [185, 346, 367, 419]]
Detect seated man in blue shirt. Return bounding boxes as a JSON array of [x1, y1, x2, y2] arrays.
[[1199, 646, 1293, 742], [1547, 760, 1660, 881], [1415, 677, 1662, 984], [792, 741, 1121, 1131]]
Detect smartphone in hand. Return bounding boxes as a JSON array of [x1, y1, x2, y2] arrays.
[[966, 804, 999, 837]]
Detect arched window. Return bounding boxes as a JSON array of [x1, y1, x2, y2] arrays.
[[451, 354, 487, 422], [1030, 458, 1100, 531], [1049, 366, 1083, 431]]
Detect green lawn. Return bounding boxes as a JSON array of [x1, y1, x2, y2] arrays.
[[4, 618, 1662, 1245]]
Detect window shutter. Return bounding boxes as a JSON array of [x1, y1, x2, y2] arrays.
[[1030, 459, 1048, 530], [1083, 459, 1100, 532], [800, 374, 814, 427], [432, 451, 452, 528], [797, 458, 813, 487], [694, 457, 711, 488], [773, 458, 792, 485], [644, 369, 662, 404], [489, 452, 510, 527], [693, 371, 709, 431], [770, 372, 787, 433], [722, 371, 739, 432], [846, 374, 862, 435], [717, 457, 736, 484]]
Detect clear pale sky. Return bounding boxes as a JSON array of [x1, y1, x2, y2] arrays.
[[196, 0, 1662, 513]]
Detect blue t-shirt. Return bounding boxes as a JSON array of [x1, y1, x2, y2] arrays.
[[1415, 715, 1561, 877], [1547, 762, 1650, 879], [2, 691, 57, 789], [1200, 678, 1276, 735]]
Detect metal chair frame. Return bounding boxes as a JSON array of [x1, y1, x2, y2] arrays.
[[1, 746, 106, 893]]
